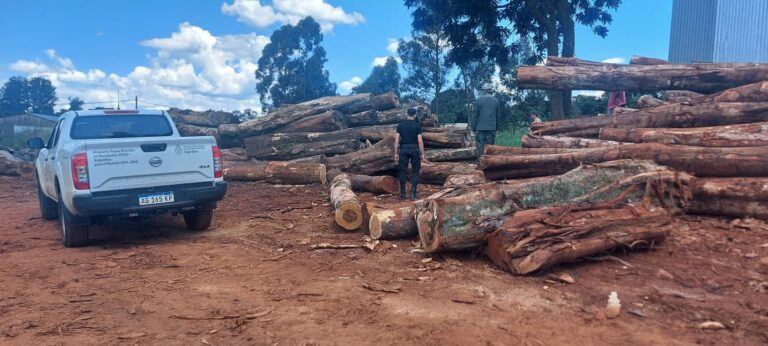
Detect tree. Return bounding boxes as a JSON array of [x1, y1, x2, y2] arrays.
[[0, 76, 57, 115], [352, 57, 401, 96], [433, 88, 470, 124], [255, 17, 336, 112], [404, 0, 622, 119], [68, 97, 85, 112], [571, 94, 607, 116], [398, 33, 453, 115]]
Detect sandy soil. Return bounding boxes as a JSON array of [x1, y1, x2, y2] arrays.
[[0, 176, 766, 345]]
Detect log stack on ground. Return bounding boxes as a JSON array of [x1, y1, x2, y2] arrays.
[[330, 173, 363, 231], [169, 108, 240, 148], [224, 161, 327, 185]]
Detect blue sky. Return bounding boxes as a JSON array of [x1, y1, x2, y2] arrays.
[[0, 0, 672, 111]]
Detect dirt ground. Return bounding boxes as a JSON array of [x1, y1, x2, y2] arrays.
[[0, 176, 767, 346]]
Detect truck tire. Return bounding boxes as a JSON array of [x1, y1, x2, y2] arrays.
[[58, 190, 89, 247], [183, 209, 213, 231], [37, 180, 58, 220]]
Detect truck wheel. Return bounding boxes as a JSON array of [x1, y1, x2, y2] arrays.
[[57, 191, 89, 247], [183, 209, 213, 231], [37, 180, 58, 220]]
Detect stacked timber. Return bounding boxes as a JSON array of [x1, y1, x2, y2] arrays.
[[169, 108, 240, 148]]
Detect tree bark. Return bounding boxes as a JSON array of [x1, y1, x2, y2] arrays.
[[688, 178, 768, 220], [366, 188, 455, 240], [330, 174, 363, 231], [177, 124, 220, 142], [217, 123, 242, 148], [277, 110, 348, 133], [481, 144, 768, 180], [486, 203, 670, 275], [349, 125, 469, 148], [221, 148, 248, 162], [325, 137, 396, 175], [521, 135, 620, 148], [417, 161, 691, 252], [530, 102, 768, 136], [636, 95, 666, 109], [169, 108, 237, 127], [599, 122, 768, 147], [443, 172, 486, 187], [483, 145, 581, 156], [629, 56, 670, 65], [420, 162, 479, 185], [424, 147, 476, 162], [237, 93, 373, 137], [663, 90, 704, 103], [224, 161, 327, 185], [371, 92, 400, 111], [347, 174, 399, 195], [244, 129, 362, 160], [517, 61, 768, 93]]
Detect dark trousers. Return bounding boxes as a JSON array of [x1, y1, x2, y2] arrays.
[[398, 145, 421, 193], [475, 130, 496, 161]]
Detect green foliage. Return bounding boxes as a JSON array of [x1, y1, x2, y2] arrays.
[[353, 57, 401, 96], [255, 17, 336, 112], [432, 88, 470, 124], [0, 128, 52, 150], [571, 94, 607, 116], [495, 127, 527, 147], [68, 97, 84, 112], [0, 76, 58, 115], [502, 90, 550, 130], [398, 33, 452, 114], [233, 109, 259, 122]]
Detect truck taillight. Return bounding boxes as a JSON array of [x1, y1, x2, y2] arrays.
[[212, 146, 223, 178], [71, 153, 90, 190]]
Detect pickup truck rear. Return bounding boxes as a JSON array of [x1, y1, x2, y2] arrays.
[[27, 109, 227, 247]]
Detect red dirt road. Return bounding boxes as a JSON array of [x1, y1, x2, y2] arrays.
[[0, 176, 767, 345]]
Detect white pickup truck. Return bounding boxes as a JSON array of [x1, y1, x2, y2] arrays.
[[27, 109, 227, 247]]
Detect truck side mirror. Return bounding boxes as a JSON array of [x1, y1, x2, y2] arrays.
[[27, 137, 45, 150]]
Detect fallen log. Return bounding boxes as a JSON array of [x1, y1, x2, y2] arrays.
[[599, 122, 768, 147], [330, 174, 363, 231], [713, 81, 768, 103], [0, 158, 34, 176], [277, 110, 348, 133], [629, 56, 671, 65], [217, 124, 242, 148], [288, 154, 327, 165], [517, 60, 768, 93], [169, 108, 237, 127], [443, 172, 486, 187], [224, 161, 327, 185], [244, 129, 363, 160], [326, 137, 396, 175], [635, 95, 666, 109], [663, 90, 704, 103], [530, 101, 768, 136], [349, 174, 399, 195], [237, 93, 373, 137], [420, 162, 479, 185], [371, 92, 400, 111], [367, 189, 455, 240], [689, 178, 768, 220], [425, 147, 476, 162], [481, 144, 768, 180], [521, 135, 620, 148], [177, 124, 220, 141], [483, 145, 581, 156], [486, 203, 670, 275], [417, 160, 692, 252], [351, 125, 468, 148], [220, 148, 249, 162]]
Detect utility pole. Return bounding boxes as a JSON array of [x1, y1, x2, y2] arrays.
[[135, 95, 138, 110], [117, 87, 120, 110]]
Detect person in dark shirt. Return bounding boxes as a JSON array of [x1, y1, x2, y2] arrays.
[[394, 107, 427, 200]]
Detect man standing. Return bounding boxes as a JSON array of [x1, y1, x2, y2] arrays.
[[471, 83, 500, 160], [393, 108, 426, 200]]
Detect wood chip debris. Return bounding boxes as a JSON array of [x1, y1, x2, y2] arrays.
[[361, 282, 401, 294]]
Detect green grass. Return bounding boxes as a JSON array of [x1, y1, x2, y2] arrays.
[[494, 126, 527, 147], [0, 130, 51, 150]]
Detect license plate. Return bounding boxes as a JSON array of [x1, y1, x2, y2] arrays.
[[138, 192, 175, 206]]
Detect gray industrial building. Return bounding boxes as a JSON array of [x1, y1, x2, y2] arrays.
[[669, 0, 768, 63]]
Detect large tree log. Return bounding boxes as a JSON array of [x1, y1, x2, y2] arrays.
[[425, 147, 476, 162], [330, 174, 363, 231], [636, 95, 666, 109], [517, 61, 768, 93], [237, 93, 373, 137], [224, 161, 327, 185], [371, 92, 400, 111], [713, 81, 768, 103], [326, 137, 396, 175], [347, 174, 399, 194], [169, 108, 237, 127], [277, 110, 349, 133], [177, 124, 220, 141], [443, 172, 486, 187], [481, 144, 768, 180], [530, 101, 768, 136], [350, 125, 469, 148], [599, 122, 768, 147], [486, 203, 670, 275], [367, 188, 455, 240], [244, 129, 363, 160], [221, 148, 249, 162], [420, 162, 479, 185], [630, 56, 670, 65], [521, 135, 620, 148], [217, 123, 242, 148], [689, 178, 768, 220], [484, 145, 581, 156], [0, 157, 34, 176], [663, 90, 704, 103], [417, 161, 692, 252]]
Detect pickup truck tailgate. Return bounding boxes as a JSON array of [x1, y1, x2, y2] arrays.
[[85, 137, 216, 192]]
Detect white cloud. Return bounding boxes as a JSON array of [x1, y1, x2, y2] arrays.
[[338, 76, 362, 92], [386, 38, 399, 54], [601, 57, 625, 64], [371, 56, 401, 67], [8, 23, 270, 112], [221, 0, 364, 32]]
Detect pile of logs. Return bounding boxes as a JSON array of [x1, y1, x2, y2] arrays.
[[169, 108, 241, 148]]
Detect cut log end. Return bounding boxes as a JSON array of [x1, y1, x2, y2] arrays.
[[335, 201, 363, 231], [368, 210, 392, 240], [416, 209, 440, 252]]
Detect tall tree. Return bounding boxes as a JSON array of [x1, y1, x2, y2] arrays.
[[398, 33, 452, 115], [255, 17, 336, 112], [26, 77, 57, 114], [0, 76, 57, 115], [352, 57, 401, 96], [68, 96, 85, 112], [404, 0, 622, 119]]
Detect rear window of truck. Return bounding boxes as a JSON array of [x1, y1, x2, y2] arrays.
[[70, 115, 174, 139]]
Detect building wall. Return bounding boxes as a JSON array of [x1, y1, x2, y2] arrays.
[[713, 0, 768, 63], [669, 0, 718, 63], [0, 114, 56, 137]]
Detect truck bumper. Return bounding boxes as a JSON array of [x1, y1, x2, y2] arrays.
[[72, 182, 227, 217]]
